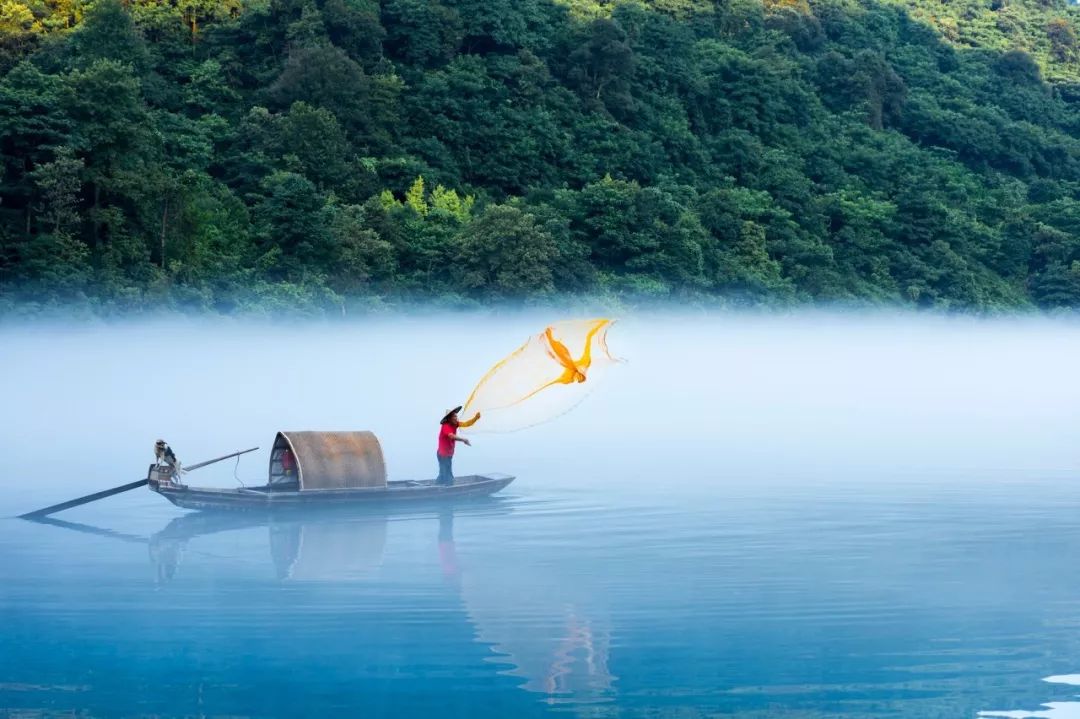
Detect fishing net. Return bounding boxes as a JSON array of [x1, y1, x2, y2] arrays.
[[461, 319, 620, 433]]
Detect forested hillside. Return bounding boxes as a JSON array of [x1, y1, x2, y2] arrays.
[[1, 0, 1079, 314]]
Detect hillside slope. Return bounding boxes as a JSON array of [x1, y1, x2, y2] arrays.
[[0, 0, 1079, 313]]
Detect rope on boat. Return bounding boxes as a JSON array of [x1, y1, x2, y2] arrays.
[[233, 453, 247, 487]]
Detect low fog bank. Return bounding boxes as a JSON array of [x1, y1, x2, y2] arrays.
[[2, 310, 1078, 506]]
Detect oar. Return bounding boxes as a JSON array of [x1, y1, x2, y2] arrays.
[[18, 447, 259, 519], [19, 479, 153, 520]]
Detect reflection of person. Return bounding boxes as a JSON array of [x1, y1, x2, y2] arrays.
[[148, 533, 182, 585], [437, 511, 459, 580], [436, 406, 479, 486]]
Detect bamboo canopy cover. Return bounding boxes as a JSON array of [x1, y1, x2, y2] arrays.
[[276, 431, 387, 490]]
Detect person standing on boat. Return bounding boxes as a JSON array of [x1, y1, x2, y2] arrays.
[[437, 406, 479, 486], [154, 439, 181, 480]]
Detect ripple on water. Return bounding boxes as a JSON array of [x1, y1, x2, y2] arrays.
[[980, 676, 1080, 719]]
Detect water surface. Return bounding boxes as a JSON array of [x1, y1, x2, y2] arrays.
[[2, 314, 1079, 718]]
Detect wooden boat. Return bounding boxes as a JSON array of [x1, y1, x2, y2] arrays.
[[148, 431, 514, 512]]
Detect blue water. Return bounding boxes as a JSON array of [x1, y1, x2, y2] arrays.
[[3, 472, 1080, 718], [3, 315, 1080, 717]]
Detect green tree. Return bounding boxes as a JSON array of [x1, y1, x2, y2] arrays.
[[381, 0, 463, 66], [2, 0, 1080, 313], [0, 0, 42, 71], [457, 204, 558, 299], [566, 18, 635, 115], [1047, 18, 1078, 62], [62, 59, 148, 246], [0, 62, 71, 236], [254, 171, 333, 276], [179, 0, 240, 44], [69, 0, 149, 72], [325, 201, 395, 293], [278, 101, 352, 190], [322, 0, 384, 65], [1032, 261, 1080, 308], [30, 145, 83, 236], [269, 43, 372, 134]]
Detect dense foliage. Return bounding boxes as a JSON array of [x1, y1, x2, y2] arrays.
[[0, 0, 1079, 314]]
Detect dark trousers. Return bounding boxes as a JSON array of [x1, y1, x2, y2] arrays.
[[436, 453, 454, 485]]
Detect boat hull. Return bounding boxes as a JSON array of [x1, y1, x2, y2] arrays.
[[150, 474, 515, 512]]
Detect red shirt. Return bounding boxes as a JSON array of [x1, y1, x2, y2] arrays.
[[438, 422, 456, 457]]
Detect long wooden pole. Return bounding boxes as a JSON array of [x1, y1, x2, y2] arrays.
[[181, 447, 259, 473], [18, 447, 259, 519], [20, 479, 151, 519]]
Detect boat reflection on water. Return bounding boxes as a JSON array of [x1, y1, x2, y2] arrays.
[[148, 509, 389, 582], [142, 503, 616, 705], [269, 518, 387, 581]]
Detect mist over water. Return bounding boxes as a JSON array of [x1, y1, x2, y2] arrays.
[[2, 310, 1080, 718], [4, 311, 1079, 499]]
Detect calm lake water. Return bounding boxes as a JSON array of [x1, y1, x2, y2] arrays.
[[3, 313, 1080, 718]]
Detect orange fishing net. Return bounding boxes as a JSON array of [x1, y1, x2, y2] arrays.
[[461, 319, 620, 433]]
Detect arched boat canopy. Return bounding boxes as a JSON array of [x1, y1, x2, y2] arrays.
[[272, 431, 387, 490]]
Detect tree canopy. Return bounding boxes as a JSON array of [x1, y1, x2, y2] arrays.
[[1, 0, 1079, 314]]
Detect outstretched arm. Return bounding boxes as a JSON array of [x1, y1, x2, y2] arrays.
[[457, 412, 481, 428]]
